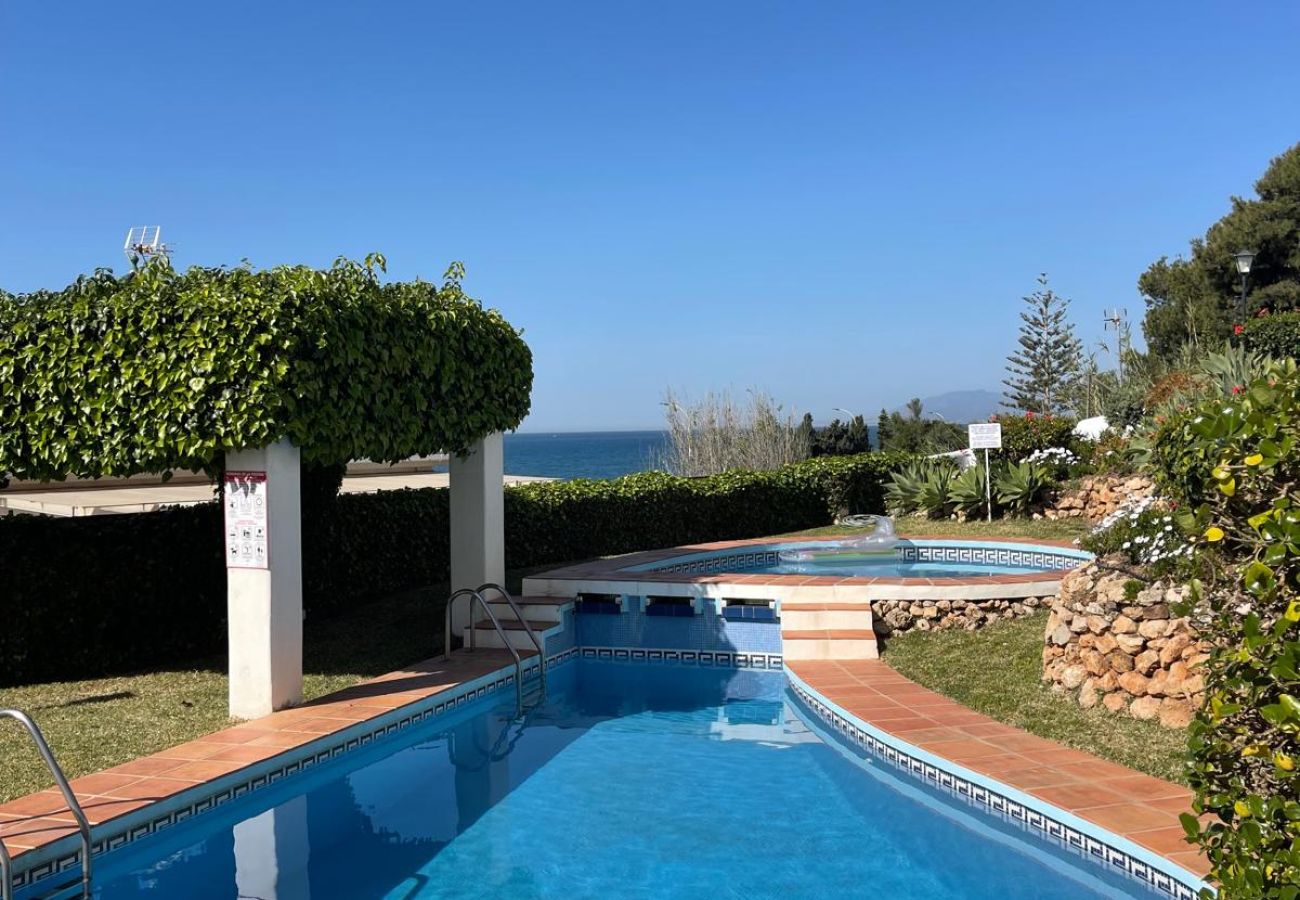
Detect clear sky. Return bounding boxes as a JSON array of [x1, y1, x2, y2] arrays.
[[3, 3, 1298, 431]]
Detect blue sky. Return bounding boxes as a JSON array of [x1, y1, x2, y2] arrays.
[[4, 3, 1298, 431]]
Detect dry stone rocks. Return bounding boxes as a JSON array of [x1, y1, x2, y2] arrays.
[[871, 596, 1042, 636], [1041, 560, 1207, 729], [1045, 474, 1154, 522]]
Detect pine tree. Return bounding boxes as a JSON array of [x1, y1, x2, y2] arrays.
[[1003, 275, 1083, 414]]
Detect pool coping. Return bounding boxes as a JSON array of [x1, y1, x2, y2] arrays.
[[0, 649, 559, 895], [526, 535, 1084, 603], [786, 659, 1210, 899]]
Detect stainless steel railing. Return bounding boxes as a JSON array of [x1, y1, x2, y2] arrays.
[[0, 709, 92, 900], [475, 583, 547, 684], [443, 589, 525, 715]]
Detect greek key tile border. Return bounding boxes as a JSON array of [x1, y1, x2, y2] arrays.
[[13, 653, 571, 895], [787, 680, 1199, 900], [578, 646, 784, 669], [641, 542, 1085, 576]]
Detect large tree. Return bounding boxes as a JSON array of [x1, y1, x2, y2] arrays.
[[1140, 142, 1300, 359], [1002, 274, 1083, 414]]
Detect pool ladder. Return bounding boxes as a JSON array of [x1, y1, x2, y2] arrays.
[[0, 709, 92, 900], [443, 585, 546, 717]]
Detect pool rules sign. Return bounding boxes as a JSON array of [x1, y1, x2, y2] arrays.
[[967, 423, 1002, 523], [224, 471, 270, 569]]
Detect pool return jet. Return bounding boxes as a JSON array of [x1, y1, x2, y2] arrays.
[[777, 514, 899, 564]]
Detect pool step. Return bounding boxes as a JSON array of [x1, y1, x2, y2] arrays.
[[780, 628, 879, 661], [779, 602, 875, 631], [464, 618, 564, 652], [485, 594, 574, 625]]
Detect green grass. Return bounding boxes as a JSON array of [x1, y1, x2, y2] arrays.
[[786, 515, 1089, 542], [883, 611, 1190, 783], [0, 567, 547, 803]]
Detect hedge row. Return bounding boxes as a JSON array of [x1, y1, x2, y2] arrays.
[[0, 452, 906, 684]]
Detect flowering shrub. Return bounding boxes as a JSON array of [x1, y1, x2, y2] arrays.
[[992, 413, 1081, 460], [1149, 360, 1300, 898], [1079, 495, 1193, 574], [1022, 446, 1081, 480]]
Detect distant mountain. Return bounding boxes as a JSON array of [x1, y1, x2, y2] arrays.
[[892, 389, 1001, 424]]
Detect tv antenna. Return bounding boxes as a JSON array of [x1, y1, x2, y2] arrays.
[[123, 226, 171, 265], [1103, 307, 1128, 385]]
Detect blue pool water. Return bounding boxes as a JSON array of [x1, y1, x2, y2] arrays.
[[78, 661, 1164, 899], [764, 557, 1050, 577]]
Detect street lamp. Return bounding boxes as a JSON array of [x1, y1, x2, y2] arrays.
[[832, 407, 856, 422], [1233, 248, 1256, 323]]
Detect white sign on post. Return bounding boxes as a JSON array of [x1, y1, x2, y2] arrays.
[[967, 423, 1002, 522], [224, 471, 269, 569], [967, 422, 1003, 450]]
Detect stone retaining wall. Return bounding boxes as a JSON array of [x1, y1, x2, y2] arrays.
[[873, 596, 1047, 636], [1041, 560, 1208, 728], [1045, 473, 1154, 522]]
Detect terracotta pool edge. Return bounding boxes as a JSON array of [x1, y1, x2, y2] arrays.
[[0, 650, 562, 895], [784, 665, 1211, 899]]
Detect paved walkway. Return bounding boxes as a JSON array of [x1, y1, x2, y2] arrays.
[[787, 658, 1208, 878]]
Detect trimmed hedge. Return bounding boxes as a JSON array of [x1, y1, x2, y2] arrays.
[[0, 257, 533, 481], [0, 452, 906, 684], [1243, 310, 1300, 360], [989, 412, 1080, 460]]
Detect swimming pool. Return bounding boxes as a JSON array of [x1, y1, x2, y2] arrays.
[[72, 659, 1166, 899]]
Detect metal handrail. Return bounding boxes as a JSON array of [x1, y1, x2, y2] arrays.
[[476, 583, 547, 683], [443, 589, 524, 714], [0, 709, 92, 900]]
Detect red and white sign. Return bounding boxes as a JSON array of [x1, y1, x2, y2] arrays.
[[224, 471, 269, 569]]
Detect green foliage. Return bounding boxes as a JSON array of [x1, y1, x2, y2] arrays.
[[1003, 274, 1083, 415], [808, 414, 872, 457], [877, 399, 965, 453], [1244, 311, 1300, 360], [916, 462, 956, 518], [0, 452, 909, 684], [947, 464, 989, 517], [885, 460, 929, 515], [0, 257, 533, 481], [1150, 363, 1300, 897], [994, 461, 1054, 516], [992, 412, 1079, 460], [1140, 142, 1300, 362]]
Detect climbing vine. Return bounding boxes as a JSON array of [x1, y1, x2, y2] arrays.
[[0, 256, 533, 479]]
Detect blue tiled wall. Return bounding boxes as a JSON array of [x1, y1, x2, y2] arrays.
[[576, 608, 781, 655]]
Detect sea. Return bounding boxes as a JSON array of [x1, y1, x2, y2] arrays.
[[503, 431, 668, 480]]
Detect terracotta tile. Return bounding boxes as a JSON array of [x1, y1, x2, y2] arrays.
[[1129, 825, 1198, 856], [918, 738, 1012, 761], [0, 816, 80, 849], [100, 777, 197, 802], [0, 791, 71, 818], [206, 745, 285, 765], [77, 798, 152, 826], [164, 759, 248, 781], [1080, 802, 1184, 835], [106, 756, 188, 778], [1030, 783, 1132, 811]]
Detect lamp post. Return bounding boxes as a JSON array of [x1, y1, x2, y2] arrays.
[[1233, 248, 1256, 324]]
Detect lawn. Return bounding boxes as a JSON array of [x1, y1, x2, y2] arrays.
[[0, 568, 539, 803], [883, 610, 1190, 783]]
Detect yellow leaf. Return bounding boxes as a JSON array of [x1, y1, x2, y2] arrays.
[[1204, 526, 1225, 542], [1276, 753, 1295, 771], [1235, 800, 1252, 817], [1212, 466, 1230, 481], [1219, 477, 1236, 497], [1246, 453, 1264, 466]]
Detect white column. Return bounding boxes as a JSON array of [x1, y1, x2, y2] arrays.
[[226, 439, 303, 719], [233, 796, 311, 900], [449, 432, 505, 637]]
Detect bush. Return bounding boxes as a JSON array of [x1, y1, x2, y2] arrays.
[[1244, 310, 1300, 360], [0, 452, 909, 685], [990, 413, 1080, 460], [1078, 496, 1192, 574], [0, 257, 533, 481], [1150, 361, 1300, 897]]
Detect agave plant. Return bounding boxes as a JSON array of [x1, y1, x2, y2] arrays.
[[916, 463, 955, 518], [947, 464, 989, 517], [995, 460, 1053, 515], [885, 461, 928, 515]]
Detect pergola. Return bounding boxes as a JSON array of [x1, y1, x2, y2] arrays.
[[0, 257, 533, 718]]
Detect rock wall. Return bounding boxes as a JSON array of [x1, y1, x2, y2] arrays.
[[1041, 560, 1208, 728], [873, 596, 1046, 636], [1046, 474, 1154, 521]]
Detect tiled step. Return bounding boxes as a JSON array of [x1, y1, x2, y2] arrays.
[[465, 618, 562, 651], [781, 628, 879, 661], [486, 594, 573, 624], [780, 602, 874, 631]]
